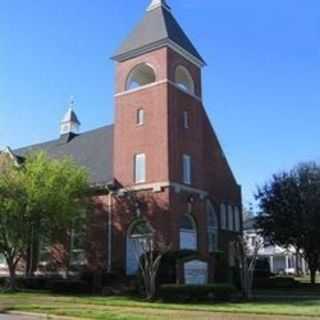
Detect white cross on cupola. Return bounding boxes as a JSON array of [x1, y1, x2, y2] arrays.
[[60, 98, 81, 136], [147, 0, 171, 11]]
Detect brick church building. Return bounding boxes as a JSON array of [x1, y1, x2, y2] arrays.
[[7, 0, 242, 284]]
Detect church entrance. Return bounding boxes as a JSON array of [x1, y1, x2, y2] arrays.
[[126, 220, 153, 276]]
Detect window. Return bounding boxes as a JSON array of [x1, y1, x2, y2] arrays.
[[70, 211, 87, 266], [70, 228, 86, 266], [134, 153, 146, 183], [175, 65, 195, 94], [182, 154, 192, 184], [220, 204, 227, 230], [183, 111, 189, 128], [234, 206, 241, 232], [207, 202, 218, 253], [180, 214, 197, 250], [228, 205, 234, 231], [137, 109, 144, 126], [126, 64, 156, 90]]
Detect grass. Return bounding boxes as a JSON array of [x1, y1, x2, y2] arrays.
[[0, 292, 320, 319]]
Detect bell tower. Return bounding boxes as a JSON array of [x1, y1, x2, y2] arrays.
[[112, 0, 205, 188]]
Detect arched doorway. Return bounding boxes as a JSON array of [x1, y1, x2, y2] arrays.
[[126, 220, 153, 275]]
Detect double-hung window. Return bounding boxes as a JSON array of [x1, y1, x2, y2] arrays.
[[134, 153, 146, 183], [137, 109, 144, 126], [183, 111, 189, 129], [182, 154, 192, 185]]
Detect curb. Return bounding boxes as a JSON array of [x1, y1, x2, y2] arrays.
[[7, 311, 84, 320]]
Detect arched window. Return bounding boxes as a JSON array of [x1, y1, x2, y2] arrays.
[[180, 214, 197, 250], [207, 201, 218, 253], [126, 64, 156, 90], [175, 65, 195, 94], [137, 109, 144, 126], [126, 220, 153, 275]]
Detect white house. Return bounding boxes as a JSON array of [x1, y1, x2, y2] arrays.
[[243, 217, 308, 275]]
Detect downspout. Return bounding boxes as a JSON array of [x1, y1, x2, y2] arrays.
[[107, 191, 113, 273]]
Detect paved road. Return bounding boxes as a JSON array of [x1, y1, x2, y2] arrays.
[[0, 315, 41, 320]]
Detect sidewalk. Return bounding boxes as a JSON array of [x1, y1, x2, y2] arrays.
[[0, 316, 41, 320]]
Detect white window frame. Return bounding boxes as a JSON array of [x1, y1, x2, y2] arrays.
[[134, 153, 146, 184], [137, 109, 144, 126], [220, 204, 227, 230], [182, 154, 192, 185], [183, 111, 189, 129]]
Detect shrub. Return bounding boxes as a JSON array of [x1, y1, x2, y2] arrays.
[[160, 284, 237, 302], [0, 277, 8, 288], [254, 276, 298, 289], [51, 280, 90, 294]]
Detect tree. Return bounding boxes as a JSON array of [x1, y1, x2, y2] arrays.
[[256, 162, 320, 284], [134, 235, 171, 300], [0, 152, 89, 290], [232, 235, 261, 300]]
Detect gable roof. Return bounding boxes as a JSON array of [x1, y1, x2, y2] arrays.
[[112, 6, 205, 66], [14, 125, 114, 186]]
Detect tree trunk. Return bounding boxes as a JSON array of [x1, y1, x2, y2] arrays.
[[310, 268, 317, 285], [8, 262, 17, 291]]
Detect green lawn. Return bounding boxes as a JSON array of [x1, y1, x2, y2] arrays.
[[0, 292, 320, 319]]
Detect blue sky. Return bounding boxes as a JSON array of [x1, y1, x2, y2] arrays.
[[1, 0, 319, 208]]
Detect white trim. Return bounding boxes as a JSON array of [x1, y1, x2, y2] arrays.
[[115, 79, 167, 97], [167, 39, 205, 68], [112, 39, 205, 69], [117, 181, 208, 199], [168, 80, 202, 102], [115, 79, 202, 102]]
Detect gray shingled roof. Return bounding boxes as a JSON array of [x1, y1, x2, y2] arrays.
[[112, 6, 205, 64], [14, 125, 114, 186]]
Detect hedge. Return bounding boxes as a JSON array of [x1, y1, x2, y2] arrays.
[[159, 284, 237, 302]]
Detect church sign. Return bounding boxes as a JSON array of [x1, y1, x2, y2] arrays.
[[184, 260, 208, 285]]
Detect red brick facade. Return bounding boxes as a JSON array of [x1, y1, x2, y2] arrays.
[[109, 45, 242, 282]]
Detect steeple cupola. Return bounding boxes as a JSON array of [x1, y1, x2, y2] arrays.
[[60, 99, 81, 136]]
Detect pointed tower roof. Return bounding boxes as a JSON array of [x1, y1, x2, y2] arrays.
[[112, 1, 205, 67]]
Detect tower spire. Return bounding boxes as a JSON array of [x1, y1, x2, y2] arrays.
[[60, 97, 81, 137], [147, 0, 170, 12]]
